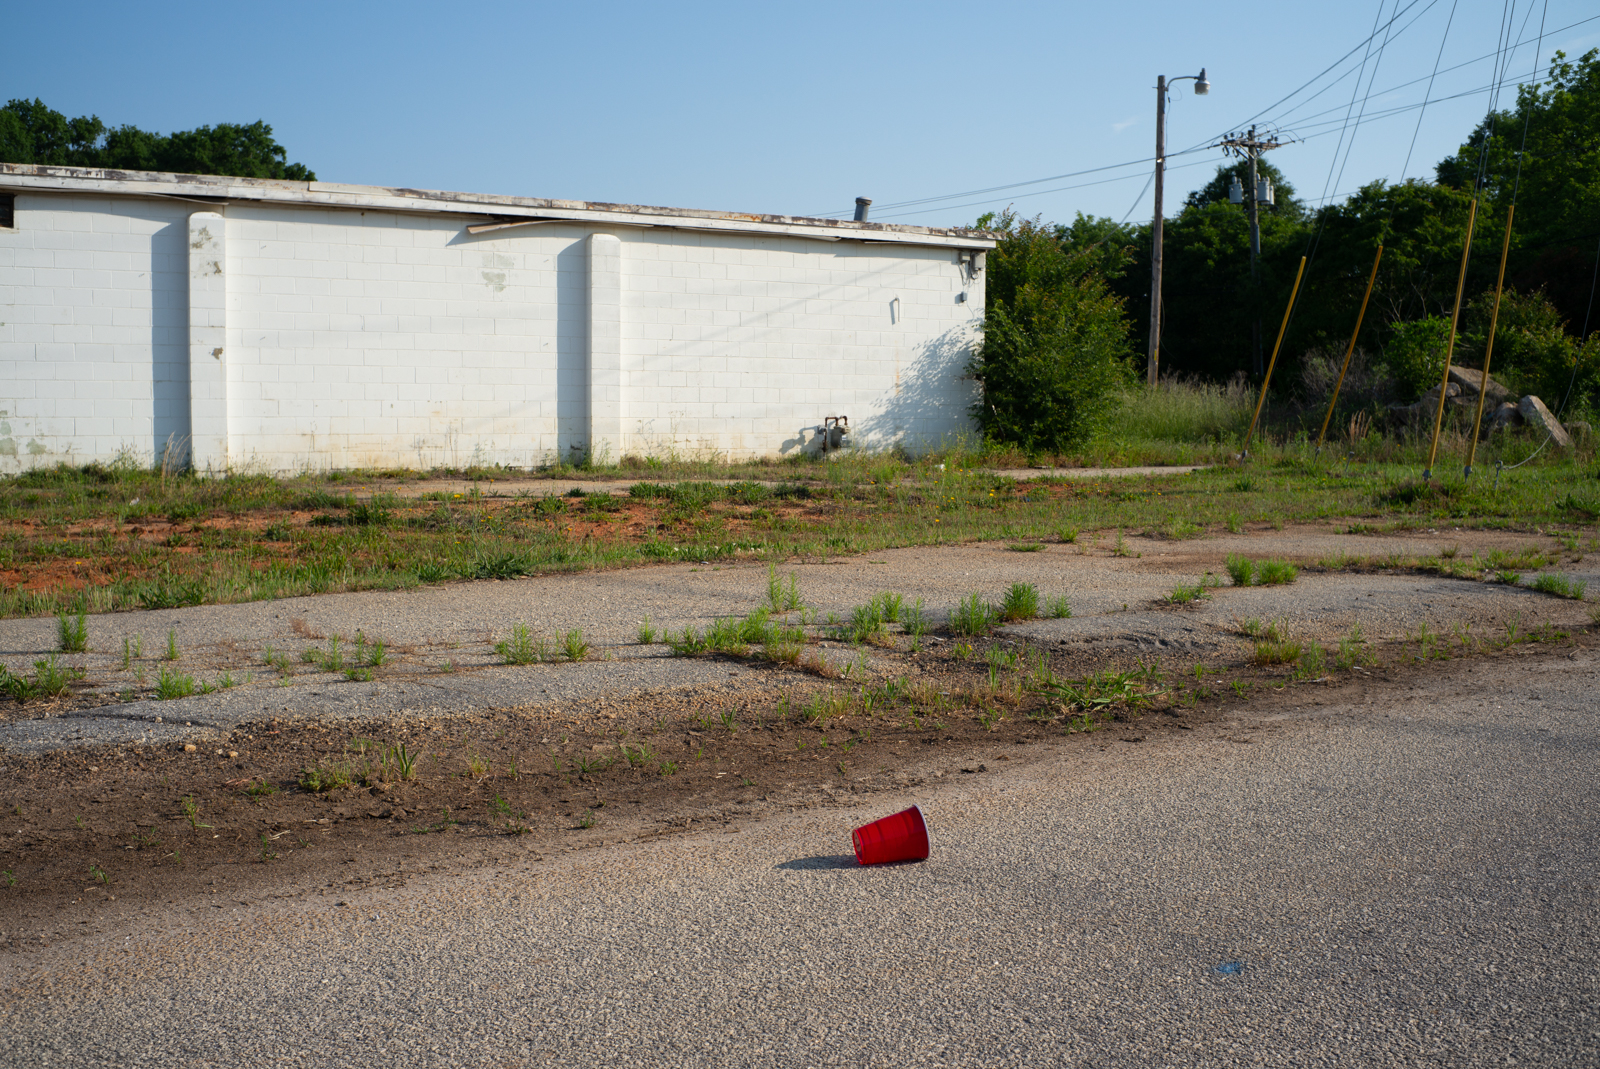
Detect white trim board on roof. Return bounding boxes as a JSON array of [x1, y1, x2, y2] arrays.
[[0, 165, 996, 250]]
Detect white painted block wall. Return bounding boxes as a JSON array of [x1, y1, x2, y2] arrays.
[[0, 194, 191, 468], [0, 191, 984, 473]]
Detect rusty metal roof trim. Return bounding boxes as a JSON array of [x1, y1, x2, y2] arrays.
[[0, 164, 997, 249]]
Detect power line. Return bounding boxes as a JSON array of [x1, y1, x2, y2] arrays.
[[816, 7, 1597, 228], [806, 0, 1439, 221], [872, 157, 1215, 223], [807, 9, 1599, 224], [1254, 0, 1445, 130], [883, 56, 1567, 226], [1212, 0, 1442, 141], [1400, 0, 1459, 180]]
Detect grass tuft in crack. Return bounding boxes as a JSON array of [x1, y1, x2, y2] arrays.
[[57, 611, 88, 653]]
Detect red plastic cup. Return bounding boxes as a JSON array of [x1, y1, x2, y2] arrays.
[[852, 805, 931, 865]]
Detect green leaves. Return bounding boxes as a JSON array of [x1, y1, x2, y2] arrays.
[[0, 99, 315, 180], [969, 214, 1133, 453]]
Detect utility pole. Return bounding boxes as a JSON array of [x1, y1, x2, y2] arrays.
[[1147, 68, 1209, 387], [1147, 75, 1166, 388], [1218, 125, 1283, 377]]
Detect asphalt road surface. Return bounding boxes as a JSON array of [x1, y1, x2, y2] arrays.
[[2, 650, 1595, 1068]]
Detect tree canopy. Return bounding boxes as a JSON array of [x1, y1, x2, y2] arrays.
[[1435, 48, 1600, 334], [1183, 158, 1305, 221], [963, 44, 1600, 438], [0, 98, 314, 180]]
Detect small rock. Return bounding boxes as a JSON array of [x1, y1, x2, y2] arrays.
[[227, 751, 238, 759], [1487, 400, 1523, 435], [183, 743, 197, 753], [1518, 395, 1573, 448]]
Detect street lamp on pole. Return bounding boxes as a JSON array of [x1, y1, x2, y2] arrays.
[[1147, 68, 1210, 387]]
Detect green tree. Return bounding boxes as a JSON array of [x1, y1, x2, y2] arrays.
[[1111, 188, 1312, 382], [1052, 212, 1140, 281], [1435, 48, 1600, 335], [0, 99, 104, 165], [969, 212, 1134, 452], [0, 99, 314, 180], [1293, 179, 1479, 352], [1184, 158, 1305, 221]]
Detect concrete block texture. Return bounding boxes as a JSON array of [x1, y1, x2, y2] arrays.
[[587, 233, 623, 463], [188, 212, 228, 472], [2, 192, 986, 472]]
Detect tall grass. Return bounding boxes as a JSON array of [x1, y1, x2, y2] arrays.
[[1100, 377, 1254, 445]]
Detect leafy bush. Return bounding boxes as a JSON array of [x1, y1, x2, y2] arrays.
[[156, 667, 196, 700], [1383, 316, 1452, 402], [968, 213, 1133, 452], [1463, 288, 1600, 412], [495, 623, 544, 665], [57, 611, 87, 653]]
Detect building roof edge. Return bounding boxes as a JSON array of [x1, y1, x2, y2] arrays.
[[0, 164, 997, 248]]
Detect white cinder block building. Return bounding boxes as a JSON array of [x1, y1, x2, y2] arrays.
[[0, 165, 992, 473]]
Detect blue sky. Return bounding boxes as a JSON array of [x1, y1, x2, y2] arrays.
[[7, 0, 1597, 228]]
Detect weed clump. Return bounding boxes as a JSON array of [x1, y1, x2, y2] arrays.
[[496, 623, 545, 665], [1251, 639, 1303, 666], [1226, 556, 1297, 586], [298, 763, 354, 792], [155, 666, 196, 701], [1529, 572, 1587, 600], [949, 593, 1000, 636], [57, 611, 88, 653], [1258, 559, 1298, 585], [2, 656, 79, 702], [1163, 583, 1210, 606], [1000, 582, 1040, 622]]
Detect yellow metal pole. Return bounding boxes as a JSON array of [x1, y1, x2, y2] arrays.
[[1424, 197, 1478, 480], [1241, 256, 1307, 458], [1315, 244, 1384, 457], [1465, 204, 1514, 478]]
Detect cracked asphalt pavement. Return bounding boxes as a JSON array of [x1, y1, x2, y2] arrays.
[[2, 646, 1594, 1067]]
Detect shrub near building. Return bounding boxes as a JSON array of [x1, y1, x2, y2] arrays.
[[967, 212, 1133, 454]]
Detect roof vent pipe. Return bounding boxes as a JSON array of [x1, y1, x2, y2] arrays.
[[854, 197, 872, 222]]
